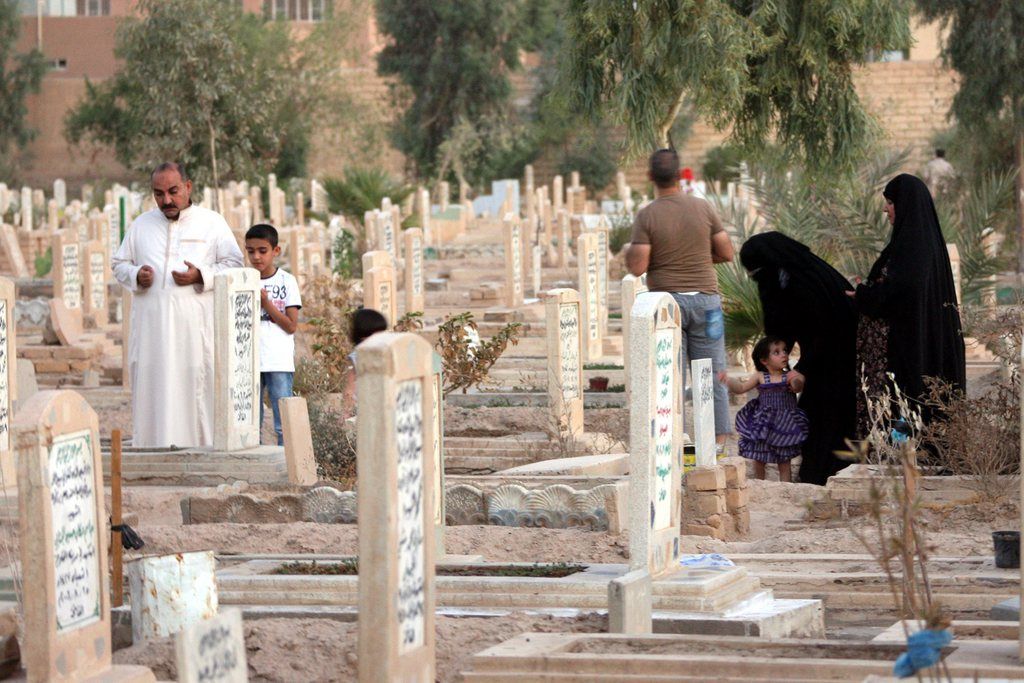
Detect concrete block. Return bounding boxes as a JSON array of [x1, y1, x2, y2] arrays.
[[694, 491, 727, 516], [733, 506, 751, 534], [684, 522, 726, 540], [991, 596, 1019, 621], [686, 466, 725, 492], [33, 359, 70, 374], [608, 569, 652, 634], [726, 485, 749, 510]]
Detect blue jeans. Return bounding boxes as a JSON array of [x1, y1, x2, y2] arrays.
[[260, 372, 294, 446], [670, 292, 732, 436]]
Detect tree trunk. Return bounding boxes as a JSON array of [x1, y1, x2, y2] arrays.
[[657, 89, 688, 150], [208, 118, 220, 208]]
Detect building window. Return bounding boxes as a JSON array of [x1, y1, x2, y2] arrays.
[[76, 0, 110, 16], [50, 58, 68, 71], [265, 0, 330, 21]]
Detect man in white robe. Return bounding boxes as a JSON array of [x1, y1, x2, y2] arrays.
[[112, 162, 243, 448]]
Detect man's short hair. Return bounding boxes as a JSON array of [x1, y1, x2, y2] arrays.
[[151, 162, 189, 183], [649, 149, 680, 188], [935, 148, 946, 158], [245, 223, 279, 247]]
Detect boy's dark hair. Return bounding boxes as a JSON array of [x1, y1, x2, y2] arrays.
[[351, 308, 388, 346], [935, 148, 946, 158], [649, 148, 680, 188], [752, 336, 788, 373], [245, 223, 279, 247]]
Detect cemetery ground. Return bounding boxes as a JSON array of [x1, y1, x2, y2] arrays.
[[1, 173, 1021, 681]]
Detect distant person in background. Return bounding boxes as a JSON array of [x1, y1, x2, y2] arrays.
[[342, 308, 389, 418], [922, 148, 956, 197], [113, 162, 243, 448], [627, 148, 734, 453]]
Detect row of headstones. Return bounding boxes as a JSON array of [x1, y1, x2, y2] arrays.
[[0, 181, 136, 236]]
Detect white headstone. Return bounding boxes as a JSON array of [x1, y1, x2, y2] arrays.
[[691, 358, 716, 469], [213, 268, 261, 452], [175, 608, 248, 683]]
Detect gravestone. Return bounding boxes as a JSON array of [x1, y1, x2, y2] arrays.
[[524, 165, 535, 222], [621, 274, 648, 397], [430, 351, 446, 557], [356, 333, 436, 682], [628, 292, 683, 578], [15, 390, 154, 682], [82, 241, 109, 327], [557, 210, 570, 269], [379, 199, 397, 262], [127, 551, 218, 642], [213, 268, 261, 452], [104, 204, 119, 262], [545, 288, 584, 439], [531, 245, 542, 297], [48, 199, 59, 231], [947, 243, 962, 307], [0, 278, 15, 489], [691, 358, 717, 469], [587, 218, 610, 335], [0, 225, 29, 279], [418, 188, 431, 246], [503, 215, 524, 308], [576, 233, 602, 361], [53, 232, 82, 311], [20, 187, 32, 232], [362, 251, 397, 325], [552, 175, 564, 214], [404, 228, 425, 314], [280, 397, 317, 485], [175, 608, 248, 683]]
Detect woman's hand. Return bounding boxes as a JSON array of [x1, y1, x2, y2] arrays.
[[787, 369, 805, 393]]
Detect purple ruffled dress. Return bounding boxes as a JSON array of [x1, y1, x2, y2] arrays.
[[735, 372, 809, 464]]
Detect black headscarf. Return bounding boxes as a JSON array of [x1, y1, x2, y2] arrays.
[[856, 173, 966, 409], [740, 232, 858, 485]]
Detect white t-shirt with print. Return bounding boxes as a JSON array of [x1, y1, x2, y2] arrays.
[[259, 268, 302, 372]]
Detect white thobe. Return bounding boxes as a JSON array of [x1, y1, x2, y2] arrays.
[[113, 205, 243, 448]]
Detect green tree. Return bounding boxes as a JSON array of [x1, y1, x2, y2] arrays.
[[563, 0, 911, 170], [0, 1, 46, 171], [915, 0, 1024, 272], [376, 0, 524, 183], [65, 0, 357, 189]]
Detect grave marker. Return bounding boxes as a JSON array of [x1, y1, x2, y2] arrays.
[[545, 288, 583, 439], [47, 199, 59, 230], [356, 333, 436, 683], [362, 251, 397, 325], [0, 224, 29, 278], [577, 232, 602, 361], [431, 351, 446, 557], [380, 199, 397, 261], [213, 268, 261, 452], [404, 228, 425, 314], [557, 210, 570, 269], [0, 278, 15, 488], [503, 215, 524, 308], [553, 175, 564, 214], [15, 390, 154, 682], [691, 358, 717, 469], [175, 608, 248, 683], [628, 293, 683, 578], [621, 274, 648, 397], [82, 241, 109, 327], [280, 396, 317, 485], [52, 231, 82, 310], [20, 187, 32, 232], [947, 243, 962, 307]]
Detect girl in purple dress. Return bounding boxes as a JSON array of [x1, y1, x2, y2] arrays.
[[718, 336, 809, 483]]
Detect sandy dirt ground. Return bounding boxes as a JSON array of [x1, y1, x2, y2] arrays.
[[20, 375, 1020, 681]]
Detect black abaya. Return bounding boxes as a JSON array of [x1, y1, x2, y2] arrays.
[[740, 232, 858, 485], [855, 174, 966, 418]]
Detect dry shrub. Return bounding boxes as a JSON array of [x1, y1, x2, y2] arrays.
[[436, 312, 522, 396], [922, 375, 1020, 502], [302, 274, 360, 394], [308, 398, 356, 486]]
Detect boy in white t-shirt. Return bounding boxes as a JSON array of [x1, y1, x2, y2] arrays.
[[245, 224, 301, 445]]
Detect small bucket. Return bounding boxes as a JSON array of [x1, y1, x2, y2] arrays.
[[992, 530, 1020, 569]]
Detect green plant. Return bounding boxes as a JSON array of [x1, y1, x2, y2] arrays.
[[701, 144, 744, 185], [583, 363, 623, 370], [556, 133, 617, 191], [302, 275, 359, 394], [393, 311, 424, 332], [435, 312, 522, 396], [331, 228, 359, 279], [607, 213, 633, 255], [34, 246, 52, 278], [321, 168, 411, 224], [0, 1, 46, 169]]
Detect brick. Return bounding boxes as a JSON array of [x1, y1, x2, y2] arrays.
[[60, 345, 99, 360], [686, 466, 725, 492], [733, 506, 751, 534], [19, 347, 54, 360], [33, 359, 70, 374], [726, 486, 749, 510], [720, 456, 747, 488], [694, 491, 727, 516], [69, 360, 93, 372], [684, 522, 726, 540]]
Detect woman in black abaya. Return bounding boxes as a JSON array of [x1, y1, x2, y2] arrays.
[[854, 173, 966, 433], [740, 233, 858, 485]]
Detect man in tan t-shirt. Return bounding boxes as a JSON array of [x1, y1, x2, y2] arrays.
[[626, 148, 735, 447]]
